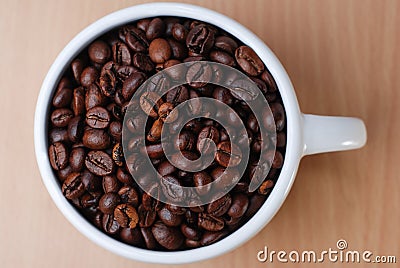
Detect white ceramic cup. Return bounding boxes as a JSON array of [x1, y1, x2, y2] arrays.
[[34, 2, 367, 264]]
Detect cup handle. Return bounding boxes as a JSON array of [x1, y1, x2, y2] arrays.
[[302, 114, 367, 156]]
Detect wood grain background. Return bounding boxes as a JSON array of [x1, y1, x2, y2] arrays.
[[0, 0, 399, 267]]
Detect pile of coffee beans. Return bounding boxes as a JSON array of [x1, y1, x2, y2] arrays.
[[48, 17, 286, 250]]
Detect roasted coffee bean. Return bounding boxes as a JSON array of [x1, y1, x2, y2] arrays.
[[227, 193, 248, 218], [258, 179, 274, 195], [152, 221, 184, 250], [165, 204, 186, 215], [193, 171, 213, 196], [245, 194, 266, 218], [81, 170, 102, 193], [80, 193, 100, 208], [140, 91, 163, 118], [88, 40, 110, 64], [212, 86, 234, 105], [113, 42, 131, 65], [158, 102, 177, 122], [67, 116, 84, 143], [146, 18, 165, 40], [72, 87, 85, 116], [197, 126, 220, 154], [214, 36, 238, 55], [215, 141, 242, 167], [158, 207, 183, 227], [124, 26, 149, 52], [181, 223, 201, 240], [99, 68, 116, 97], [62, 172, 85, 199], [276, 132, 286, 147], [198, 213, 224, 231], [51, 108, 73, 128], [230, 79, 259, 101], [109, 121, 122, 141], [200, 230, 228, 246], [85, 84, 106, 111], [147, 119, 163, 142], [167, 38, 188, 60], [114, 204, 139, 228], [49, 142, 68, 170], [251, 77, 268, 95], [102, 214, 120, 234], [52, 87, 72, 108], [112, 143, 124, 167], [85, 106, 110, 129], [85, 150, 114, 176], [71, 59, 85, 83], [207, 194, 232, 217], [210, 50, 235, 66], [58, 166, 73, 182], [116, 168, 133, 185], [247, 113, 259, 133], [170, 23, 187, 42], [261, 69, 278, 92], [118, 186, 139, 206], [49, 128, 69, 144], [235, 46, 264, 76], [157, 160, 177, 176], [102, 175, 120, 193], [186, 239, 201, 248], [186, 62, 213, 88], [141, 227, 158, 249], [174, 131, 196, 151], [99, 193, 120, 214], [122, 72, 146, 100], [133, 53, 154, 72], [80, 66, 99, 87], [69, 148, 85, 171], [82, 128, 110, 149], [138, 204, 157, 228], [186, 24, 215, 55], [126, 113, 147, 134], [160, 175, 184, 203], [115, 65, 138, 82], [271, 103, 285, 131], [149, 38, 171, 64], [120, 228, 144, 246]]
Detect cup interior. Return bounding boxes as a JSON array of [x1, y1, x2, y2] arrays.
[[35, 3, 304, 264]]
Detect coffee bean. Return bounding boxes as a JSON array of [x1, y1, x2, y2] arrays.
[[115, 65, 138, 82], [109, 121, 122, 141], [227, 193, 248, 218], [167, 38, 188, 60], [197, 126, 220, 154], [185, 239, 202, 248], [180, 223, 201, 240], [216, 141, 242, 167], [111, 143, 124, 167], [49, 142, 68, 170], [85, 84, 106, 111], [247, 113, 259, 133], [214, 36, 238, 55], [49, 128, 69, 144], [112, 42, 131, 66], [80, 66, 99, 87], [157, 160, 177, 176], [200, 230, 228, 246], [99, 193, 120, 214], [51, 108, 73, 128], [118, 186, 139, 206], [99, 68, 116, 97], [207, 194, 232, 217], [146, 18, 165, 40], [245, 194, 266, 218], [102, 214, 120, 234], [210, 50, 235, 66], [193, 171, 213, 196], [158, 207, 183, 227], [85, 106, 110, 129], [174, 131, 196, 151], [82, 129, 110, 150], [124, 26, 149, 52], [120, 227, 144, 246], [67, 116, 84, 143], [258, 179, 274, 195], [88, 40, 110, 64], [122, 72, 146, 100], [235, 46, 264, 76], [158, 102, 177, 122], [212, 86, 234, 105], [172, 23, 187, 42], [57, 166, 73, 182], [126, 113, 147, 135], [271, 103, 286, 131], [261, 69, 278, 92], [71, 59, 85, 83], [116, 168, 133, 185], [152, 221, 184, 250], [198, 213, 224, 231], [139, 91, 163, 118], [69, 148, 85, 171], [186, 24, 215, 55], [141, 227, 158, 249], [186, 62, 213, 88], [149, 38, 171, 64], [62, 172, 85, 199], [102, 175, 120, 193], [85, 150, 114, 176], [147, 118, 163, 142], [138, 204, 157, 228], [114, 204, 139, 228], [81, 170, 101, 193], [72, 87, 85, 116], [52, 87, 72, 108]]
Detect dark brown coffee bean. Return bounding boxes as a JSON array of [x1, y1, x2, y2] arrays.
[[138, 204, 157, 228], [197, 126, 220, 153], [251, 77, 268, 95], [172, 23, 187, 42], [211, 166, 240, 191], [115, 65, 138, 83], [99, 68, 116, 97], [49, 128, 69, 144], [245, 194, 266, 218], [157, 160, 177, 176], [270, 103, 285, 131], [133, 53, 154, 72], [99, 192, 120, 214], [85, 106, 110, 129], [118, 186, 138, 206], [49, 142, 68, 170], [166, 85, 189, 104], [186, 24, 215, 55], [146, 18, 165, 40], [158, 102, 177, 122], [109, 121, 122, 141], [115, 168, 132, 185], [186, 239, 202, 248], [165, 204, 186, 215], [88, 40, 110, 64], [71, 59, 85, 83], [247, 113, 259, 133], [136, 19, 151, 32], [174, 131, 196, 151], [62, 172, 85, 199], [82, 128, 110, 149], [72, 87, 85, 116], [102, 214, 120, 234], [180, 223, 201, 240], [216, 141, 242, 167], [207, 194, 232, 217], [235, 46, 264, 76], [262, 150, 283, 169], [112, 143, 124, 167], [52, 87, 72, 108], [112, 42, 131, 65], [200, 230, 228, 246], [210, 50, 235, 66], [147, 118, 163, 142], [158, 207, 183, 227], [124, 26, 149, 52], [186, 62, 213, 88], [81, 170, 101, 193], [227, 193, 248, 218], [163, 59, 181, 69], [120, 228, 144, 246], [152, 221, 184, 250], [258, 179, 274, 195], [161, 175, 184, 203], [114, 204, 139, 228], [214, 36, 238, 55], [85, 150, 114, 176], [69, 148, 85, 171], [85, 84, 106, 111], [149, 38, 171, 64], [212, 86, 234, 106], [139, 91, 163, 118], [193, 171, 213, 196], [260, 69, 278, 92], [198, 213, 224, 231], [122, 72, 146, 100], [57, 165, 73, 182], [141, 227, 158, 249], [167, 38, 188, 60], [51, 108, 73, 128], [102, 175, 120, 193], [143, 143, 164, 159], [67, 116, 84, 143], [80, 66, 99, 87], [80, 192, 100, 208]]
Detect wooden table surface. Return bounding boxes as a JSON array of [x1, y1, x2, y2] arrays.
[[1, 0, 399, 267]]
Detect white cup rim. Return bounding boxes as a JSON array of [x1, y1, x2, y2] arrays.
[[34, 2, 303, 264]]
